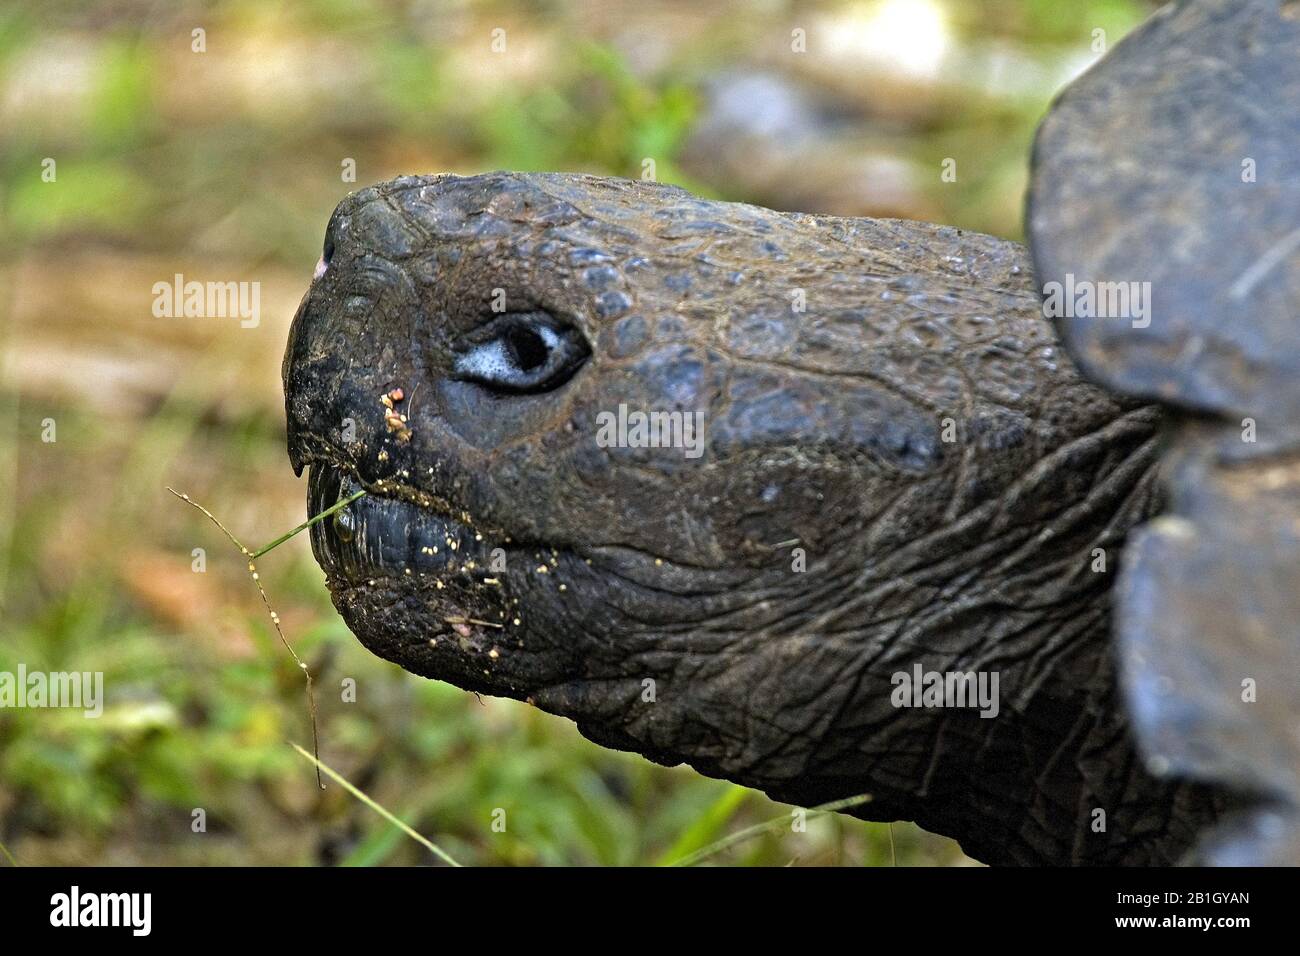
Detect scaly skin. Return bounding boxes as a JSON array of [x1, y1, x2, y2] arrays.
[[283, 172, 1227, 865]]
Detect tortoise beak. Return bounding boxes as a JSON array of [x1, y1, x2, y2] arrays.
[[306, 463, 483, 585]]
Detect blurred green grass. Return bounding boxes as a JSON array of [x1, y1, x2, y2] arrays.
[[1, 0, 1151, 866]]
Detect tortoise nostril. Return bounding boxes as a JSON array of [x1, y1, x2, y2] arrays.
[[507, 325, 548, 372], [323, 236, 336, 265]]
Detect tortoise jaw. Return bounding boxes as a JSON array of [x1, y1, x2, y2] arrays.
[[306, 462, 493, 587], [304, 461, 567, 698]]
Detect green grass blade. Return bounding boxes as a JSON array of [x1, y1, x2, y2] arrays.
[[654, 784, 749, 866], [667, 793, 873, 867], [253, 490, 366, 558], [341, 817, 409, 867], [291, 742, 461, 867]]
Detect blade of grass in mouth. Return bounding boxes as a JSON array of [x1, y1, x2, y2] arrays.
[[253, 488, 367, 558]]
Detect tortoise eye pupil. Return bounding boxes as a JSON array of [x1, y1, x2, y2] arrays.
[[507, 326, 548, 372]]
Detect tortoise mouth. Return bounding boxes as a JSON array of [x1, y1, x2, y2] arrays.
[[306, 463, 494, 588], [305, 461, 537, 685]]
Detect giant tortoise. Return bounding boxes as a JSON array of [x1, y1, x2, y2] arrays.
[[281, 0, 1300, 865]]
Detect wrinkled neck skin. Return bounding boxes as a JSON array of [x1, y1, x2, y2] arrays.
[[284, 173, 1226, 865]]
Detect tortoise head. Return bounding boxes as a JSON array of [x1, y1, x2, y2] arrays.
[[283, 171, 1153, 838]]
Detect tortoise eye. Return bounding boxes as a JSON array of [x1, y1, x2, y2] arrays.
[[454, 312, 590, 394]]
